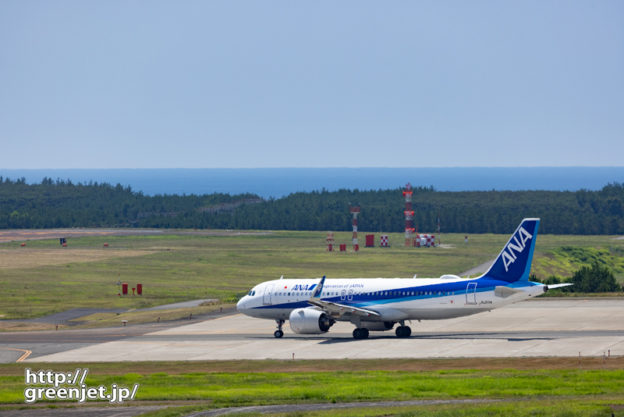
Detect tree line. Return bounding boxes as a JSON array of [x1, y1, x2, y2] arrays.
[[0, 177, 623, 234], [536, 262, 622, 293]]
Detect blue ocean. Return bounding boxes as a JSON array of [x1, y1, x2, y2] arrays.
[[1, 167, 623, 198]]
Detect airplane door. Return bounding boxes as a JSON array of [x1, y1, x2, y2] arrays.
[[263, 284, 274, 306], [465, 282, 477, 305]]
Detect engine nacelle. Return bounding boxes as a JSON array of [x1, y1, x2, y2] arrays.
[[360, 321, 395, 331], [289, 308, 334, 334]]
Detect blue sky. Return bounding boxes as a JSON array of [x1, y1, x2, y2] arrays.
[[1, 1, 622, 168]]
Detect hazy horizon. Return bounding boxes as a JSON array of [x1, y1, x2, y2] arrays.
[[2, 167, 622, 198]]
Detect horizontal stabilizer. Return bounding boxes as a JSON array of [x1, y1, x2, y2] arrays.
[[494, 286, 524, 298], [545, 283, 573, 290]]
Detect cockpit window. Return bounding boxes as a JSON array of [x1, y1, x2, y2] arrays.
[[248, 290, 256, 296]]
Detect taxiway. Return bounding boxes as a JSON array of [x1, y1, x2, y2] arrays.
[[1, 298, 622, 362]]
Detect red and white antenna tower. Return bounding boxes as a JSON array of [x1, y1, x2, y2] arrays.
[[403, 183, 415, 247], [350, 206, 360, 251]]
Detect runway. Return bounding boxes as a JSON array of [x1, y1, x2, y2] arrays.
[[3, 298, 623, 362]]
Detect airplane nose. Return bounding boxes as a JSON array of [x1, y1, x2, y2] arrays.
[[236, 297, 247, 312]]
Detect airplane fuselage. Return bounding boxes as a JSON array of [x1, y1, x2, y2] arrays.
[[237, 276, 545, 323]]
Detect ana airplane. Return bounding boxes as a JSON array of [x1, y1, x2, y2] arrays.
[[236, 218, 571, 339]]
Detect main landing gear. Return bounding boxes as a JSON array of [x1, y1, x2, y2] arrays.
[[395, 321, 411, 338], [274, 319, 285, 338], [352, 328, 369, 339]]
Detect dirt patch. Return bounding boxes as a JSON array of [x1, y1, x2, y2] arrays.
[[0, 249, 156, 269], [0, 228, 164, 243], [0, 228, 272, 244], [0, 322, 61, 332], [438, 244, 455, 249]]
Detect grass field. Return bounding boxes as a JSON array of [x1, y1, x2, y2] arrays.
[[0, 359, 623, 415], [1, 230, 623, 320], [2, 231, 624, 416]]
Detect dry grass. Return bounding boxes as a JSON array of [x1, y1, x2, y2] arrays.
[[0, 321, 62, 332], [0, 248, 156, 269], [70, 303, 234, 328]]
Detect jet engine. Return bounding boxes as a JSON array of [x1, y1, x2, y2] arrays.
[[289, 308, 334, 334]]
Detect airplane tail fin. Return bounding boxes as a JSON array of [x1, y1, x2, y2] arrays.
[[480, 218, 540, 283]]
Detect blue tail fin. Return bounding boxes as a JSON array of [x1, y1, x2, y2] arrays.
[[480, 218, 540, 283]]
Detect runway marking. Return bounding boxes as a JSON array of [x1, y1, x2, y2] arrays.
[[1, 347, 32, 362]]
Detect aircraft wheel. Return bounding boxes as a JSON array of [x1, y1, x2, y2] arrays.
[[353, 328, 369, 339], [396, 326, 411, 338], [274, 330, 284, 338]]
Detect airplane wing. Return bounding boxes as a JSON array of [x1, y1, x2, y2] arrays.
[[307, 298, 381, 319], [308, 275, 381, 319]]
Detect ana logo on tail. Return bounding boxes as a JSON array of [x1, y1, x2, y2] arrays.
[[501, 226, 533, 272]]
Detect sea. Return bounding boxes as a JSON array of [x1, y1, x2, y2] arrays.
[[1, 167, 623, 198]]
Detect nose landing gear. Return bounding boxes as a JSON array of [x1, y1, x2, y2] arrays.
[[274, 319, 285, 338]]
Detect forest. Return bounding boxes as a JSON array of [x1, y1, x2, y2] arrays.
[[0, 177, 623, 234]]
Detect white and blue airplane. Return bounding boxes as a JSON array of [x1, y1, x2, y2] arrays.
[[236, 218, 570, 339]]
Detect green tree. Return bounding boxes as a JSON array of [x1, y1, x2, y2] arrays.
[[570, 262, 619, 293]]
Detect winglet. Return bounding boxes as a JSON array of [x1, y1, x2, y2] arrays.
[[311, 275, 326, 298]]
